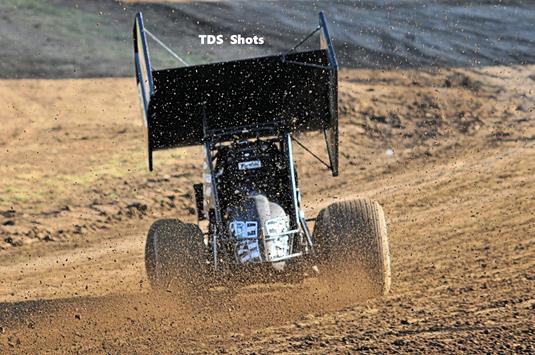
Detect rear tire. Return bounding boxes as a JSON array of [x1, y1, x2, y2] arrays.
[[145, 219, 207, 293], [313, 199, 391, 296]]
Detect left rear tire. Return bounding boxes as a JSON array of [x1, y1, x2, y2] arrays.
[[145, 219, 207, 293]]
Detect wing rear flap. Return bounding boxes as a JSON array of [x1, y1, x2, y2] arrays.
[[148, 49, 333, 149]]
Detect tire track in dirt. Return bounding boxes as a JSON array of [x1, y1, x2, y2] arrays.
[[1, 141, 533, 353], [1, 64, 534, 352]]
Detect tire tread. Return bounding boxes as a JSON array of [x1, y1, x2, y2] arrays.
[[314, 198, 391, 295]]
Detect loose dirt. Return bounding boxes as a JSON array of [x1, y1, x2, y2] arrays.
[[0, 65, 534, 353]]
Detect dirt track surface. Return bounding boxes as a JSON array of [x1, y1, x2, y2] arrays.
[[1, 64, 534, 352]]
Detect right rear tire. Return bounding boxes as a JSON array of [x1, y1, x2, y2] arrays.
[[145, 219, 207, 292], [313, 198, 391, 296]]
